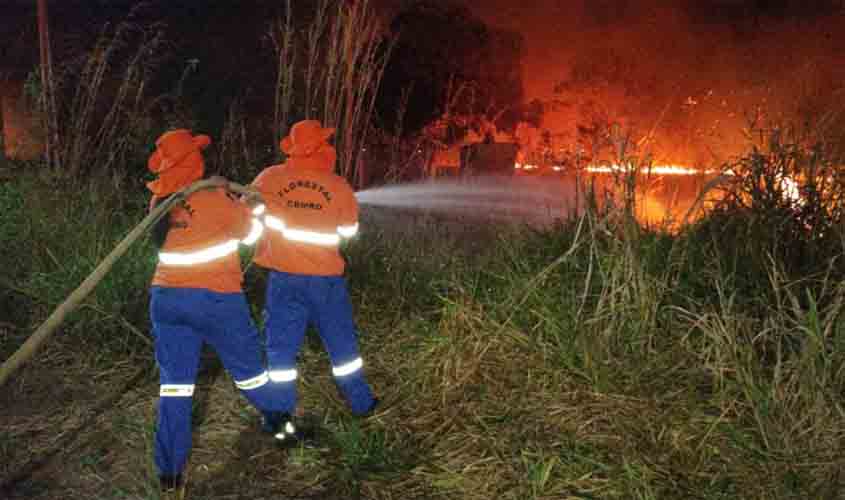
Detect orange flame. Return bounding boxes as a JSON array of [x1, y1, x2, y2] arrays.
[[584, 164, 717, 175]]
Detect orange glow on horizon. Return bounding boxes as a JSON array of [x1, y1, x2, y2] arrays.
[[584, 164, 717, 176], [513, 162, 724, 176]]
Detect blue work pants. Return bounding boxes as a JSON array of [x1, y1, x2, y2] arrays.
[[150, 286, 282, 477], [263, 271, 374, 415]]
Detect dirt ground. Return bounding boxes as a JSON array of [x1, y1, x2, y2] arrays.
[[0, 208, 491, 500], [1, 320, 435, 500]]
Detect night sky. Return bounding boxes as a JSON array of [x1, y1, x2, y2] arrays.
[[5, 1, 842, 98], [2, 0, 844, 162], [453, 0, 844, 100], [455, 0, 845, 162]]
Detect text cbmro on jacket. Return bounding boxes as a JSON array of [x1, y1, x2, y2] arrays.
[[251, 120, 358, 276]]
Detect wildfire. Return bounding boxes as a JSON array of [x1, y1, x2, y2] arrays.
[[511, 161, 804, 210], [584, 164, 717, 175], [779, 175, 802, 205], [514, 162, 720, 176], [585, 164, 802, 204]]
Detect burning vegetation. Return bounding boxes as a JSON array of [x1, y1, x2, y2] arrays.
[[2, 1, 845, 498]]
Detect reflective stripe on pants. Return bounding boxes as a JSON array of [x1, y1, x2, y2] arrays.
[[150, 287, 284, 476], [263, 271, 374, 415]]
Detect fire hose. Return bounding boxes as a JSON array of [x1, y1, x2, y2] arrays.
[[0, 178, 259, 387]]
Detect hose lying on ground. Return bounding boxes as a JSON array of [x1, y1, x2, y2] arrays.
[[0, 178, 258, 387]]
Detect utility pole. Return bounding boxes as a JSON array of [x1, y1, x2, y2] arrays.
[[37, 0, 58, 169]]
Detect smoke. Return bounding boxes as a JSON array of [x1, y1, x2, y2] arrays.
[[461, 0, 845, 164]]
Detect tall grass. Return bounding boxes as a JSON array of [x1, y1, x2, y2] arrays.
[[1, 173, 154, 355], [4, 133, 845, 497], [2, 4, 844, 495], [212, 97, 269, 180], [269, 2, 296, 150], [268, 0, 394, 186], [339, 129, 844, 498], [42, 14, 166, 183]]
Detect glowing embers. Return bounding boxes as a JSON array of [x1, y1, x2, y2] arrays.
[[159, 240, 240, 266], [780, 176, 802, 205], [514, 163, 713, 175], [585, 164, 717, 175]]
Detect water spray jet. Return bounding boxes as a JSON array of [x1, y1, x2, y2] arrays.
[[355, 175, 580, 226]]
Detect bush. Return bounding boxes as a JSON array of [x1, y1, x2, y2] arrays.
[[688, 128, 845, 308]]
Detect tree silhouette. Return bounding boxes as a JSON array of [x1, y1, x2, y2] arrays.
[[377, 0, 523, 135]]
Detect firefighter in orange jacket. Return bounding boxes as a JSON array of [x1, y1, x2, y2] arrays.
[[146, 129, 279, 490], [251, 120, 377, 442]]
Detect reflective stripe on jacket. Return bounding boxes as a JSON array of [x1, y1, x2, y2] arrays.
[[152, 188, 255, 293], [251, 161, 358, 276]]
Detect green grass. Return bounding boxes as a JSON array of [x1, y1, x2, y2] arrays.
[[2, 150, 845, 499], [4, 8, 842, 493], [0, 173, 156, 358]]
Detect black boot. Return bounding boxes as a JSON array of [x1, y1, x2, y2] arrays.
[[159, 474, 182, 492], [261, 411, 284, 434], [273, 414, 315, 448]]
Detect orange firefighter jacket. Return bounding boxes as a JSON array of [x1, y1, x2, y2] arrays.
[[151, 188, 257, 293], [251, 150, 358, 277]]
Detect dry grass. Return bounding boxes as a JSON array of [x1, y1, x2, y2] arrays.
[[268, 0, 394, 187], [3, 10, 845, 495], [2, 188, 845, 498], [45, 11, 166, 183]]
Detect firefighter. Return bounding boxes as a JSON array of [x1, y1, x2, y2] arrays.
[[146, 129, 278, 491], [250, 120, 377, 444]]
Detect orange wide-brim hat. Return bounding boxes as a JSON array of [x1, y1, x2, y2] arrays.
[[280, 120, 335, 157], [147, 129, 211, 196]]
